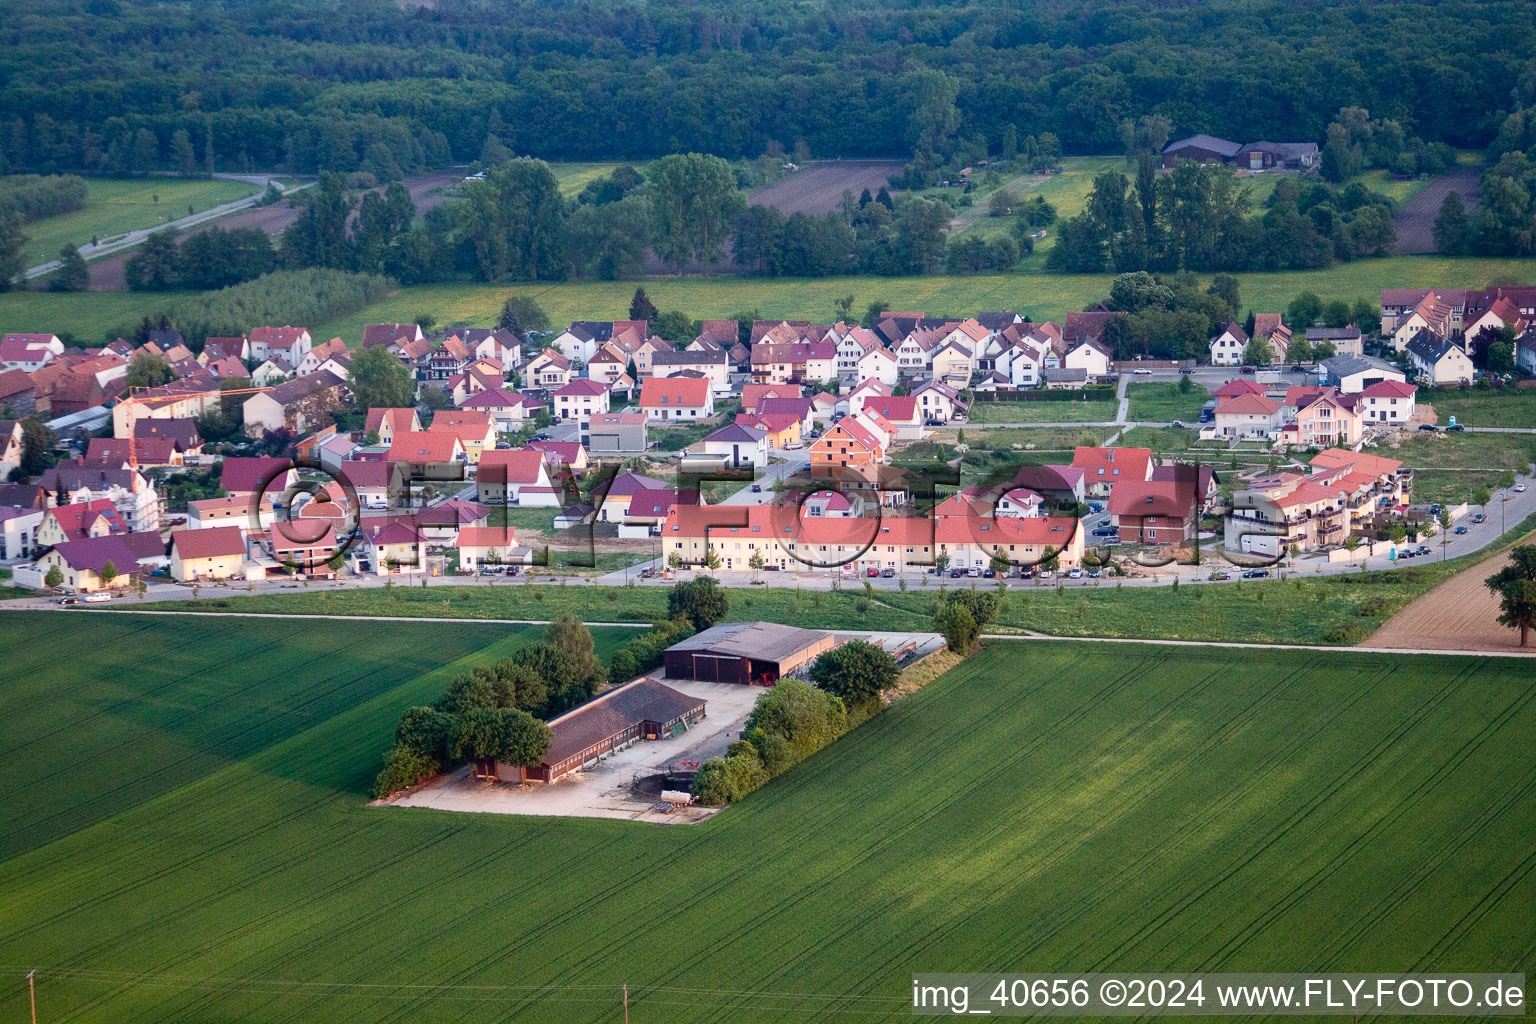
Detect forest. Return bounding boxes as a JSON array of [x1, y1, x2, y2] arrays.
[[1, 0, 1533, 177]]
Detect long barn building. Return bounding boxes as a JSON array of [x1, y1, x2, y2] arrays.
[[491, 679, 707, 784], [663, 621, 837, 685]]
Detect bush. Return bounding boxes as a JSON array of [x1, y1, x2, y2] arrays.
[[668, 576, 730, 630], [692, 746, 770, 806], [372, 744, 439, 798], [140, 268, 395, 347]]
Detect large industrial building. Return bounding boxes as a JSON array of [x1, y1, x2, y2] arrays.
[[663, 621, 837, 685]]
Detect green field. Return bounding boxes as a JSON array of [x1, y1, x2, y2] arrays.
[[970, 397, 1118, 424], [1125, 381, 1210, 423], [18, 177, 262, 267], [1422, 388, 1536, 429], [548, 162, 626, 198], [3, 621, 1533, 1023], [6, 252, 1535, 348]]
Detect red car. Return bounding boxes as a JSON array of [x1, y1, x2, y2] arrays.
[[865, 566, 880, 577]]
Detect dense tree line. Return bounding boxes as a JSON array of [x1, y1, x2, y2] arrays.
[[1, 0, 1530, 175], [734, 190, 953, 278], [1049, 155, 1397, 275], [125, 227, 278, 291], [0, 173, 86, 220], [1438, 98, 1536, 257]]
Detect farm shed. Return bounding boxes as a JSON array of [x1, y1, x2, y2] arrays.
[[664, 621, 837, 685], [507, 679, 707, 784]]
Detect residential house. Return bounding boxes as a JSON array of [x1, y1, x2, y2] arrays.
[[525, 349, 572, 390], [1070, 446, 1153, 499], [1209, 322, 1248, 366], [1289, 389, 1363, 447], [1391, 293, 1460, 351], [353, 519, 424, 575], [1516, 331, 1536, 376], [387, 432, 466, 478], [1213, 392, 1284, 439], [735, 412, 801, 450], [639, 376, 714, 422], [586, 412, 649, 455], [552, 378, 612, 422], [170, 526, 247, 582], [1109, 478, 1200, 546], [296, 337, 350, 377], [750, 341, 837, 384], [187, 495, 274, 532], [833, 324, 883, 380], [39, 462, 159, 533], [455, 524, 526, 570], [337, 459, 404, 509], [930, 341, 974, 386], [475, 449, 561, 507], [220, 457, 298, 504], [755, 397, 816, 435], [622, 488, 699, 537], [697, 423, 768, 470], [912, 380, 966, 423], [1305, 326, 1364, 358], [1043, 367, 1089, 389], [241, 371, 346, 435], [459, 388, 543, 432], [426, 410, 497, 465], [0, 418, 22, 479], [0, 333, 65, 372], [1062, 339, 1112, 378], [37, 533, 158, 592], [36, 498, 125, 547], [1011, 465, 1087, 506], [742, 383, 800, 411], [650, 350, 730, 392], [268, 522, 339, 577], [247, 326, 312, 365], [528, 440, 588, 473], [551, 321, 647, 364], [594, 470, 668, 523], [361, 323, 425, 351], [1405, 332, 1475, 386], [0, 506, 43, 560], [365, 407, 421, 445], [856, 346, 900, 388], [1252, 314, 1292, 362], [1359, 380, 1418, 426], [201, 336, 250, 363], [83, 436, 182, 470], [809, 415, 886, 469], [858, 396, 925, 440], [251, 355, 295, 386], [1461, 295, 1530, 353], [0, 369, 37, 418], [1226, 475, 1349, 557]]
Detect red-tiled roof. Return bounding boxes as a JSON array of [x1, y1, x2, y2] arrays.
[[220, 457, 294, 495], [387, 432, 462, 464], [172, 525, 245, 560], [477, 449, 548, 484], [639, 376, 710, 408], [1071, 446, 1153, 483], [1361, 380, 1418, 399]]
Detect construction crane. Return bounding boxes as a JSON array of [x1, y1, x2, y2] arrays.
[[119, 383, 272, 469]]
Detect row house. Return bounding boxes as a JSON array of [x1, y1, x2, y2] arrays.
[[750, 341, 837, 385], [657, 502, 1083, 574], [649, 349, 730, 389], [550, 321, 647, 365], [241, 371, 348, 436]]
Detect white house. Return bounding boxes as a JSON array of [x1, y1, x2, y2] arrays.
[[247, 326, 312, 366], [1405, 332, 1475, 386], [697, 423, 768, 469], [1063, 339, 1112, 377], [475, 449, 562, 507], [912, 380, 965, 423], [1213, 393, 1283, 439], [0, 333, 65, 372], [1359, 380, 1418, 426], [552, 378, 611, 422], [639, 376, 714, 422], [855, 347, 900, 388], [834, 325, 882, 380], [1209, 323, 1248, 366]]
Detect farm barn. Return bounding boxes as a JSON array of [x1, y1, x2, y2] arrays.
[[664, 621, 836, 685], [493, 679, 707, 784]]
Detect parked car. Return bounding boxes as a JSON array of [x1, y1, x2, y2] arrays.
[[1092, 526, 1118, 538], [1416, 545, 1431, 556], [1087, 569, 1102, 578], [1015, 568, 1036, 580], [1446, 423, 1465, 431], [1088, 502, 1105, 513], [880, 568, 895, 578], [1171, 420, 1184, 428], [866, 566, 879, 577], [750, 484, 762, 493], [1517, 483, 1528, 493], [1133, 368, 1152, 375], [1067, 568, 1084, 579], [1239, 366, 1256, 375], [82, 592, 113, 602], [1241, 568, 1271, 579], [1179, 367, 1195, 375], [949, 568, 962, 578], [1208, 570, 1231, 581], [55, 596, 79, 606], [1428, 503, 1442, 515], [982, 568, 996, 578], [1455, 526, 1468, 535], [1418, 424, 1438, 432], [966, 566, 981, 577], [783, 442, 805, 450], [1473, 514, 1487, 524], [1039, 569, 1055, 580]]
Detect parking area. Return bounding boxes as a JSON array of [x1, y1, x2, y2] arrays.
[[386, 679, 763, 824]]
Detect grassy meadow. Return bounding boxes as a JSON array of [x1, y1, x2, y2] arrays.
[[1124, 381, 1211, 423], [19, 177, 262, 267], [3, 624, 1532, 1023], [970, 396, 1119, 424], [1422, 387, 1536, 429]]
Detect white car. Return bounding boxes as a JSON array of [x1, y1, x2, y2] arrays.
[[1067, 568, 1084, 579], [1133, 368, 1152, 375], [1517, 483, 1528, 493], [783, 442, 804, 450]]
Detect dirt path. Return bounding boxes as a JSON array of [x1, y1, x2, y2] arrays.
[[1394, 167, 1480, 253], [1361, 549, 1526, 652], [86, 170, 461, 290]]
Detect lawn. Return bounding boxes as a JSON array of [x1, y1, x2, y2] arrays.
[[1116, 424, 1203, 452], [1383, 430, 1536, 473], [970, 396, 1118, 424], [3, 631, 1532, 1023], [1422, 387, 1536, 429], [18, 177, 262, 267], [1125, 381, 1210, 423], [547, 162, 626, 198], [0, 289, 179, 344]]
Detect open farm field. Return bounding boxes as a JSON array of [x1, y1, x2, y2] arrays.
[[3, 631, 1533, 1022], [18, 177, 261, 268]]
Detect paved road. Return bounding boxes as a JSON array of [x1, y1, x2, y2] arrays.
[[22, 175, 311, 282]]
